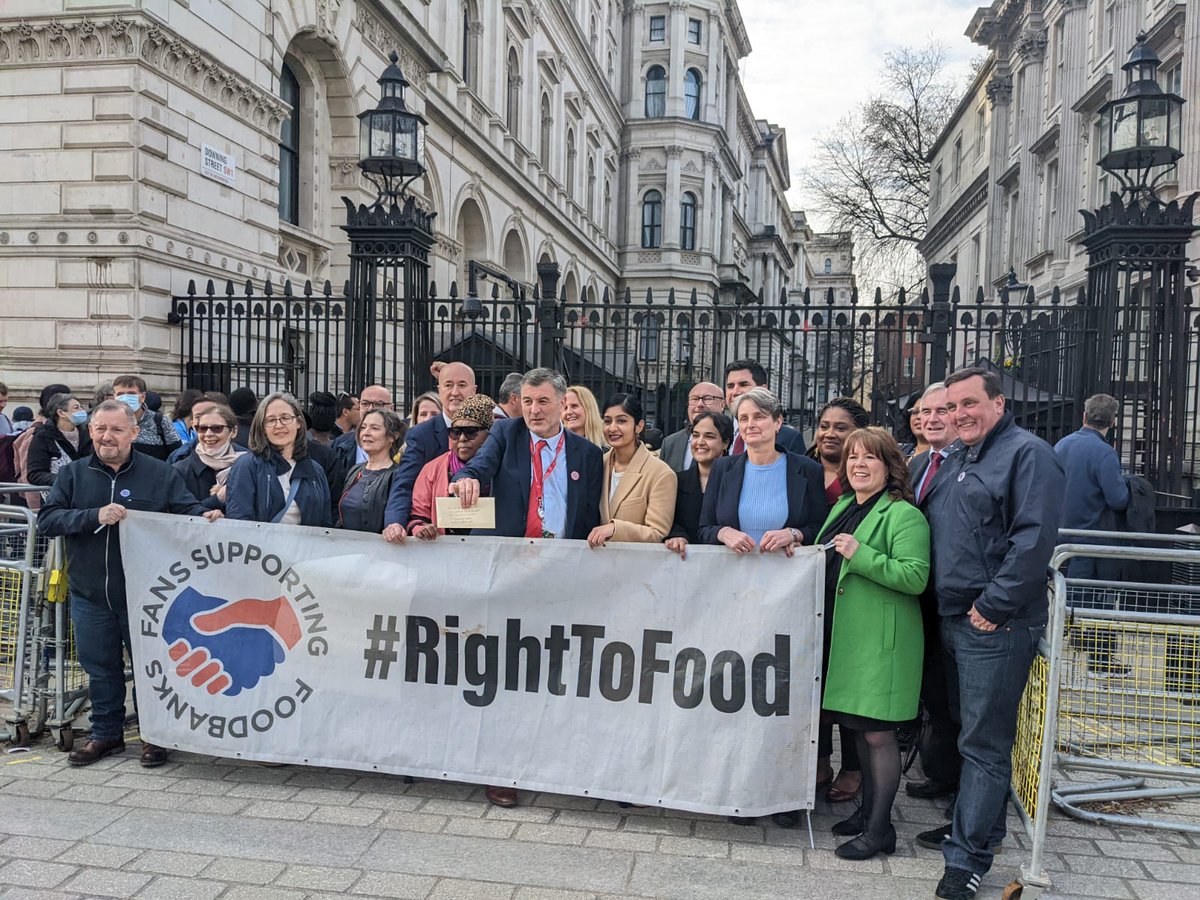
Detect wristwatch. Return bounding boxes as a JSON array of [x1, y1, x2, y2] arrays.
[[789, 527, 801, 544]]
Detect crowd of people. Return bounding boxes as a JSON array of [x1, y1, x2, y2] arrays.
[[5, 354, 1140, 900]]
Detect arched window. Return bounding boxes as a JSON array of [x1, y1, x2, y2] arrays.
[[587, 157, 597, 219], [684, 69, 702, 121], [824, 258, 832, 274], [590, 15, 598, 52], [539, 94, 552, 167], [641, 189, 663, 248], [680, 192, 697, 250], [278, 62, 300, 225], [603, 179, 612, 236], [639, 315, 660, 361], [645, 65, 666, 118], [505, 48, 520, 134], [566, 129, 577, 197], [462, 1, 481, 91]]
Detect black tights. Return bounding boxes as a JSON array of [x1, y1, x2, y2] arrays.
[[854, 728, 900, 837]]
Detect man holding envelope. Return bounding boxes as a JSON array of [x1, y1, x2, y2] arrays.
[[449, 368, 603, 542]]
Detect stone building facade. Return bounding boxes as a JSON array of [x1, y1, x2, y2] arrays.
[[0, 0, 819, 403], [920, 0, 1197, 300]]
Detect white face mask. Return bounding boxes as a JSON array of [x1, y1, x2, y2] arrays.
[[116, 393, 142, 412]]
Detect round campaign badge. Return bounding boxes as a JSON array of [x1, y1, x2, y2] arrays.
[[120, 489, 132, 498], [956, 473, 965, 483], [570, 471, 580, 481]]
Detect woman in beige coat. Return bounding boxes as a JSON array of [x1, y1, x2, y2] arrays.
[[587, 393, 677, 546]]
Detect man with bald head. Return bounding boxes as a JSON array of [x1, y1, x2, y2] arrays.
[[660, 381, 725, 472], [383, 362, 477, 541]]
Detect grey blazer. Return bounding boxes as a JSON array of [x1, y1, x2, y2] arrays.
[[660, 427, 690, 472]]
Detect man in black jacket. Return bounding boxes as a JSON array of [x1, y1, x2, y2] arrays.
[[38, 401, 219, 768], [922, 368, 1063, 900]]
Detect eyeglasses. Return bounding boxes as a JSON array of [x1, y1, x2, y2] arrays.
[[264, 415, 297, 428], [688, 394, 724, 405], [359, 400, 391, 410], [448, 426, 486, 440], [195, 424, 229, 434]]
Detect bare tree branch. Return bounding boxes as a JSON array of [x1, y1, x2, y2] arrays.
[[800, 41, 960, 292]]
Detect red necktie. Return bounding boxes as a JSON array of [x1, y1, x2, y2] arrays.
[[525, 439, 547, 538], [732, 433, 745, 455], [918, 452, 942, 503]]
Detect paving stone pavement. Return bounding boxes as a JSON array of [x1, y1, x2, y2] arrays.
[[0, 737, 1195, 899]]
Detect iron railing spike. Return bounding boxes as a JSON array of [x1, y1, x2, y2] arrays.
[[950, 285, 961, 304], [491, 282, 500, 299], [283, 279, 293, 297], [668, 287, 676, 305], [186, 278, 197, 297], [689, 287, 698, 306], [974, 285, 985, 305], [323, 280, 333, 297], [204, 279, 216, 297], [645, 287, 654, 304], [873, 286, 883, 306], [449, 280, 459, 299]]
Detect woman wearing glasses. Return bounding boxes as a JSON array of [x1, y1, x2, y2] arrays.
[[173, 404, 246, 511], [337, 408, 406, 533], [406, 394, 496, 538], [225, 392, 331, 526]]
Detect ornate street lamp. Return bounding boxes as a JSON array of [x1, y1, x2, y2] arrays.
[[357, 50, 427, 204], [1095, 32, 1184, 202], [342, 50, 436, 398]]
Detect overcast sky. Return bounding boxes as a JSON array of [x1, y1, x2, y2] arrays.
[[739, 0, 985, 227]]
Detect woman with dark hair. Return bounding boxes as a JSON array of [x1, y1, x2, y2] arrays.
[[225, 392, 331, 526], [339, 408, 405, 533], [811, 426, 929, 860], [170, 388, 206, 444], [173, 404, 246, 511], [664, 411, 732, 556], [26, 393, 92, 485], [407, 394, 495, 538], [805, 397, 870, 805], [587, 393, 676, 547]]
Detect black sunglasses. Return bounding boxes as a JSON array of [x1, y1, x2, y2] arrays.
[[448, 426, 487, 440]]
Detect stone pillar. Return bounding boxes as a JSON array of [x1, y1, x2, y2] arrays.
[[666, 0, 687, 117], [623, 148, 642, 249], [523, 39, 538, 148], [1055, 2, 1089, 266], [720, 186, 733, 261], [705, 10, 720, 123], [985, 69, 1013, 286], [724, 65, 737, 137], [700, 151, 716, 254], [1013, 24, 1047, 275], [664, 145, 683, 247], [1177, 4, 1200, 198], [628, 2, 645, 114]]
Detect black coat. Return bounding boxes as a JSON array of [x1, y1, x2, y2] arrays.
[[667, 465, 705, 543], [172, 443, 248, 510], [337, 463, 398, 533], [26, 422, 91, 485], [698, 448, 828, 546], [38, 453, 209, 606]]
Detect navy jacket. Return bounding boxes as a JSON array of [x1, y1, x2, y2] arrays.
[[38, 453, 209, 607], [172, 443, 248, 511], [928, 412, 1063, 627], [698, 448, 828, 546], [451, 416, 603, 539], [1054, 427, 1129, 531], [225, 451, 332, 527], [667, 464, 705, 542], [384, 415, 449, 528]]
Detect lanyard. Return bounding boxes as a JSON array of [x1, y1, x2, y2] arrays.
[[531, 433, 566, 521]]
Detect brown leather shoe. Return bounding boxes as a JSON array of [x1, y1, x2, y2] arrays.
[[485, 786, 518, 808], [140, 742, 170, 768], [68, 738, 125, 767]]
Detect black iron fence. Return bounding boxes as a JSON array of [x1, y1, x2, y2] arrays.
[[171, 271, 1200, 500]]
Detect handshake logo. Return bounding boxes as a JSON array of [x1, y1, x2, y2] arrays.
[[162, 587, 302, 696]]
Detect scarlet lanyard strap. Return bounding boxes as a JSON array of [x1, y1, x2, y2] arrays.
[[530, 433, 566, 520]]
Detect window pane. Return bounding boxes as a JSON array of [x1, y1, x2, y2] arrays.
[[684, 70, 701, 120], [646, 66, 666, 118], [642, 191, 662, 248], [681, 193, 696, 250], [278, 63, 300, 226], [688, 19, 701, 44], [649, 15, 665, 41]]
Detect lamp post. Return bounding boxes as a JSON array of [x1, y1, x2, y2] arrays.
[[1080, 32, 1198, 494], [342, 50, 436, 401]]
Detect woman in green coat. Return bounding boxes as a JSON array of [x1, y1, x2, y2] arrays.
[[818, 426, 930, 861]]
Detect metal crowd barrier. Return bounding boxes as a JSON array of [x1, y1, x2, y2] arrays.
[[1006, 530, 1200, 899], [0, 487, 89, 750]]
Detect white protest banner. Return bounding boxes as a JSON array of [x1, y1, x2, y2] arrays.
[[123, 511, 823, 816]]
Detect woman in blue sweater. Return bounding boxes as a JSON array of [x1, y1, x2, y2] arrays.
[[226, 392, 331, 526]]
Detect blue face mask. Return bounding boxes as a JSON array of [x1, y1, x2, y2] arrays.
[[116, 393, 141, 412], [69, 410, 89, 426]]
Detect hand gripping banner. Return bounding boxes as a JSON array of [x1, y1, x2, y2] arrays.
[[122, 511, 824, 816]]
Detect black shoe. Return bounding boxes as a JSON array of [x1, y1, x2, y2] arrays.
[[139, 742, 170, 768], [771, 809, 802, 829], [831, 808, 866, 836], [834, 826, 896, 860], [917, 823, 1002, 854], [935, 866, 981, 899], [905, 778, 957, 800], [728, 815, 757, 826]]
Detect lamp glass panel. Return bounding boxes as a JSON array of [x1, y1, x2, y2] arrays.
[[1141, 98, 1168, 146], [415, 127, 426, 167], [1111, 102, 1138, 152], [359, 118, 370, 160], [1099, 108, 1111, 158], [395, 117, 415, 161], [1169, 102, 1181, 148], [370, 114, 393, 158]]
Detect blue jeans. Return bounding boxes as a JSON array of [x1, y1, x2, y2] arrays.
[[941, 614, 1041, 875], [70, 592, 132, 742]]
